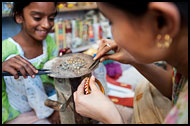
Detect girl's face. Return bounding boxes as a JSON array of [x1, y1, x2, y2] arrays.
[[20, 2, 56, 41], [97, 3, 167, 63]]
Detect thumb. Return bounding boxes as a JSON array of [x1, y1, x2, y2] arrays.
[[89, 75, 99, 91], [101, 52, 123, 63], [100, 53, 117, 62]]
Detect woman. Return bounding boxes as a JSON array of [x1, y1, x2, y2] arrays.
[[73, 2, 188, 124]]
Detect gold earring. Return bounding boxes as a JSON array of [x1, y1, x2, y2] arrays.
[[156, 34, 172, 48]]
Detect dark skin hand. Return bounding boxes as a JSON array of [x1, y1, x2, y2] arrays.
[[2, 48, 72, 79], [2, 55, 38, 79]]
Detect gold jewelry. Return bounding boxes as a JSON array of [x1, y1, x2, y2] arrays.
[[156, 34, 172, 48]]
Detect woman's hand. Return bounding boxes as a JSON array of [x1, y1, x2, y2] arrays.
[[2, 55, 38, 79], [94, 39, 137, 65], [48, 111, 60, 124], [74, 76, 123, 124]]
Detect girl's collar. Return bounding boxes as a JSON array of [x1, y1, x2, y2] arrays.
[[8, 37, 47, 63]]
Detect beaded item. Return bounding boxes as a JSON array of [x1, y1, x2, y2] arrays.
[[84, 78, 90, 95], [83, 77, 105, 95]]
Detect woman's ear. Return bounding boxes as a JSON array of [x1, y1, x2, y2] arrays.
[[149, 2, 180, 38]]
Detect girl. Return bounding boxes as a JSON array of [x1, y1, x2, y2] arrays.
[[2, 2, 70, 124], [74, 2, 188, 124]]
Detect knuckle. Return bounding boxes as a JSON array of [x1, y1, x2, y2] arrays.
[[24, 63, 29, 68], [19, 65, 25, 70], [12, 72, 18, 76]]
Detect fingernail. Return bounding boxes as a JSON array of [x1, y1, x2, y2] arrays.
[[32, 75, 35, 78], [93, 57, 96, 60], [35, 70, 38, 73]]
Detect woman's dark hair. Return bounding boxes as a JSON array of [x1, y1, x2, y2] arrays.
[[104, 2, 149, 16], [104, 2, 188, 26], [11, 2, 58, 23], [173, 2, 188, 25]]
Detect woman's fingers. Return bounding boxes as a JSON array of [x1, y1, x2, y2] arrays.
[[97, 39, 107, 51], [94, 39, 117, 61], [89, 75, 99, 92], [76, 77, 89, 95], [100, 52, 121, 62], [74, 78, 87, 104]]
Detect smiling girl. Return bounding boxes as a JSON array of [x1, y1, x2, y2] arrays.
[[2, 2, 68, 124]]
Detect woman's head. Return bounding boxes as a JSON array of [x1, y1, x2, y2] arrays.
[[97, 2, 188, 63], [12, 2, 57, 41]]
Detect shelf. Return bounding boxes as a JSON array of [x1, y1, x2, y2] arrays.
[[57, 5, 98, 13], [71, 43, 96, 53], [2, 5, 98, 18]]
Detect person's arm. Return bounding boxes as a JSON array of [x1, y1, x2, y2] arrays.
[[94, 39, 173, 99], [132, 63, 173, 99]]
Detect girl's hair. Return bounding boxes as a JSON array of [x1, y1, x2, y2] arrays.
[[11, 2, 58, 23], [104, 2, 188, 26]]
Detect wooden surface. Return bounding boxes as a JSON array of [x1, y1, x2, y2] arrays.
[[54, 78, 75, 124]]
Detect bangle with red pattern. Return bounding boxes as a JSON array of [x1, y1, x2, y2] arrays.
[[84, 77, 90, 95]]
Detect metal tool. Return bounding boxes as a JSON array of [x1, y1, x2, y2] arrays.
[[45, 94, 73, 112], [88, 58, 100, 71], [2, 69, 51, 76]]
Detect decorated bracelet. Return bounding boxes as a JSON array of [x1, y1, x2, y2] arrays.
[[84, 77, 90, 95], [84, 77, 105, 95]]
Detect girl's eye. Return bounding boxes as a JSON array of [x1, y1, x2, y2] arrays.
[[49, 17, 55, 22], [33, 17, 41, 21]]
